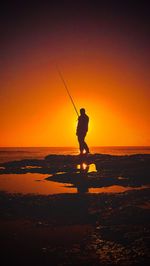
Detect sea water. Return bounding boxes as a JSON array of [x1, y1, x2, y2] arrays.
[[0, 146, 150, 163]]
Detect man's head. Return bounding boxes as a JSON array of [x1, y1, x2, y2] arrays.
[[80, 108, 85, 115]]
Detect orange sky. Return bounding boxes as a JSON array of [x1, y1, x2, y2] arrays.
[[1, 2, 150, 147]]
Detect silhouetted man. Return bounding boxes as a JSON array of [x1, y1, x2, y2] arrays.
[[76, 108, 89, 155]]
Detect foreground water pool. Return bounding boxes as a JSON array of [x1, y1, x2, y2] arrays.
[[0, 173, 149, 195]]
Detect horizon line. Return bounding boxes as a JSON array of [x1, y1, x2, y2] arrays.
[[0, 145, 150, 148]]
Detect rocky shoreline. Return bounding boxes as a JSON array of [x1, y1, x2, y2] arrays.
[[0, 154, 150, 265]]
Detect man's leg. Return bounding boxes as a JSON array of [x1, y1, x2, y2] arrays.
[[78, 136, 84, 154], [79, 135, 90, 154], [83, 140, 90, 154]]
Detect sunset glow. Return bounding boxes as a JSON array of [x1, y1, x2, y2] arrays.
[[1, 2, 149, 147]]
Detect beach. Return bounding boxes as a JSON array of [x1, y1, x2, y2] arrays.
[[0, 152, 150, 265]]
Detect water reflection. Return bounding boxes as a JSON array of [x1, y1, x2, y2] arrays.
[[77, 163, 97, 173], [0, 161, 149, 195], [0, 173, 76, 194], [46, 160, 150, 195], [77, 162, 89, 172], [75, 163, 89, 193]]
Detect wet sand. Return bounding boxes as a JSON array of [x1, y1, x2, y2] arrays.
[[0, 154, 150, 265]]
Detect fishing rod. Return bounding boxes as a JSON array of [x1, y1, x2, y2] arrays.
[[57, 67, 79, 117]]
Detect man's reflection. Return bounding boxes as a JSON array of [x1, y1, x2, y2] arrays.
[[76, 162, 89, 193]]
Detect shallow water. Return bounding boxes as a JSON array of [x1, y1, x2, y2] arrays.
[[0, 173, 76, 194], [0, 172, 149, 195]]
